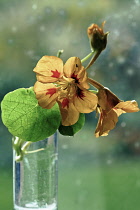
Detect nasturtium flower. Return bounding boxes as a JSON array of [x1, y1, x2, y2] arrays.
[[95, 87, 140, 137], [33, 56, 98, 126]]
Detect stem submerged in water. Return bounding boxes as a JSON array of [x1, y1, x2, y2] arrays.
[[12, 137, 44, 162]]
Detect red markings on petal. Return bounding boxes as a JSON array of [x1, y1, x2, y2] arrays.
[[71, 73, 79, 83], [61, 98, 69, 109], [51, 70, 61, 78], [76, 88, 85, 99], [46, 88, 57, 97]]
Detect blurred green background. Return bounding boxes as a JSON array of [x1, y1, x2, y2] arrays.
[[0, 0, 140, 209]]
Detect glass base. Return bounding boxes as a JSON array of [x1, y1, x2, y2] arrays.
[[14, 202, 57, 210]]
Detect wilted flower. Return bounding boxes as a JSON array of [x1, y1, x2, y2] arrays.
[[87, 21, 108, 52], [33, 56, 98, 126], [95, 87, 140, 137]]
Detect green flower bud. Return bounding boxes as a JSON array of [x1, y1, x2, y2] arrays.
[[87, 21, 109, 52]]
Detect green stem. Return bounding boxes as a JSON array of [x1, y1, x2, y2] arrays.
[[81, 51, 94, 63], [12, 137, 25, 162], [57, 49, 64, 58], [88, 78, 104, 89], [85, 50, 102, 70], [13, 137, 45, 162], [89, 90, 98, 94], [22, 142, 45, 154]]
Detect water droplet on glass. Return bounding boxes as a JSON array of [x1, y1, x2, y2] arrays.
[[8, 39, 14, 44], [132, 21, 137, 27], [75, 179, 81, 186], [127, 68, 134, 76], [136, 180, 140, 188], [24, 50, 34, 58], [77, 1, 85, 7], [117, 56, 125, 64], [109, 62, 114, 68], [32, 4, 37, 10], [45, 7, 52, 15], [62, 144, 68, 150], [106, 159, 112, 165], [134, 0, 140, 5], [40, 25, 45, 32], [58, 9, 66, 16], [11, 26, 17, 33], [112, 30, 120, 39], [128, 14, 133, 19], [121, 122, 126, 127], [134, 142, 140, 148], [89, 71, 95, 77]]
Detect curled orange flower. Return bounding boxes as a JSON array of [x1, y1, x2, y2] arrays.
[[33, 56, 98, 126], [95, 87, 140, 137]]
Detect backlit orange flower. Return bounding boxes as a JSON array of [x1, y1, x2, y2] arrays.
[[95, 87, 140, 137], [33, 56, 98, 126]]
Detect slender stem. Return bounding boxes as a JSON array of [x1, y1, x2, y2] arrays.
[[57, 49, 64, 58], [21, 141, 32, 153], [81, 51, 94, 63], [13, 137, 46, 162], [88, 78, 104, 89], [85, 50, 102, 70], [90, 90, 98, 94]]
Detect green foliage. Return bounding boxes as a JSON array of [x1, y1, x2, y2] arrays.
[[58, 113, 85, 136], [1, 87, 61, 142]]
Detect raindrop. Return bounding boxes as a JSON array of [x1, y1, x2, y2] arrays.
[[121, 122, 126, 127], [61, 144, 68, 150], [58, 9, 66, 16], [11, 26, 17, 33], [136, 180, 140, 188], [32, 4, 37, 10], [132, 21, 137, 27], [106, 159, 112, 165], [128, 14, 133, 19], [134, 0, 140, 5], [8, 39, 14, 44], [24, 50, 34, 58], [108, 62, 114, 68], [127, 68, 134, 76], [112, 30, 120, 40], [116, 56, 125, 64], [40, 25, 45, 32], [75, 179, 81, 186], [27, 16, 35, 25], [134, 142, 140, 148], [89, 71, 95, 77], [77, 1, 85, 7], [45, 7, 52, 15]]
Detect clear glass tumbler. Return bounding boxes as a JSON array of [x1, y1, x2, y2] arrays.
[[13, 133, 58, 210]]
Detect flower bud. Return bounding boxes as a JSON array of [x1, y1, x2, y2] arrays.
[[87, 21, 108, 52]]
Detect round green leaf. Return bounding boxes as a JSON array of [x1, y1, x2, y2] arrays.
[[58, 113, 85, 136], [1, 87, 61, 142]]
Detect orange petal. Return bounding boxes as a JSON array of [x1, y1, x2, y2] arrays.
[[63, 57, 82, 78], [58, 99, 79, 126], [95, 109, 118, 137], [74, 88, 98, 113], [64, 57, 89, 89], [97, 87, 121, 111], [114, 100, 140, 116], [33, 56, 63, 83], [34, 81, 59, 109]]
